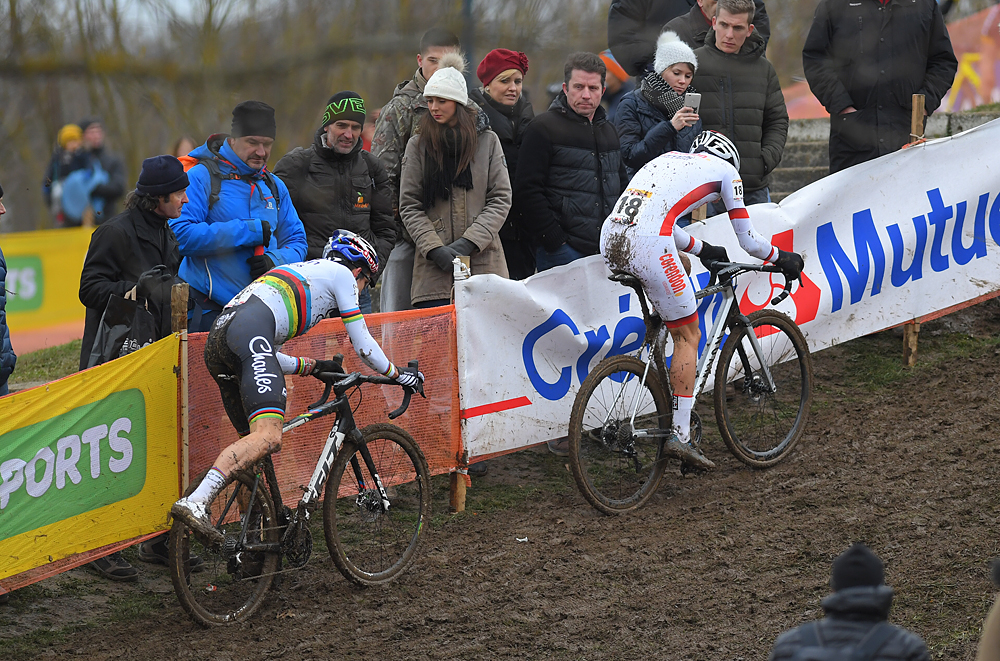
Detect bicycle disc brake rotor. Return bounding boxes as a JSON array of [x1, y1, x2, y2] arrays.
[[355, 489, 385, 523], [745, 372, 770, 403]]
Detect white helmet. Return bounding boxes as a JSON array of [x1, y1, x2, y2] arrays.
[[690, 130, 740, 171]]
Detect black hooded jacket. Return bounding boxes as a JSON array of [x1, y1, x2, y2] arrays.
[[79, 207, 181, 370], [768, 586, 930, 661], [273, 129, 396, 264], [514, 93, 627, 255]]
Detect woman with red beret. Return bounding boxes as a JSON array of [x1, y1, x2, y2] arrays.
[[470, 48, 536, 280]]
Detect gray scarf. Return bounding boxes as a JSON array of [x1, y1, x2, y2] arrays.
[[640, 71, 694, 119]]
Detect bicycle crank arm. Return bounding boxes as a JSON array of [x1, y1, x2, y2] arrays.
[[632, 428, 675, 438]]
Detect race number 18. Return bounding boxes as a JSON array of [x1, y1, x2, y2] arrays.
[[611, 188, 653, 225]]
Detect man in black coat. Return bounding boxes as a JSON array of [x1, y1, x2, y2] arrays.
[[802, 0, 957, 173], [693, 0, 787, 208], [768, 544, 930, 660], [665, 0, 719, 48], [608, 0, 768, 76], [274, 92, 395, 313], [514, 52, 628, 275], [78, 155, 192, 581]]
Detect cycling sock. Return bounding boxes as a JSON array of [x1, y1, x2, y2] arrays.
[[672, 395, 694, 444], [187, 467, 227, 505]]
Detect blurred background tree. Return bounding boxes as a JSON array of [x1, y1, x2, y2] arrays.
[[0, 0, 991, 231]]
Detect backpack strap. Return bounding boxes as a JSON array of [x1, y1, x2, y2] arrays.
[[199, 157, 224, 210], [261, 171, 281, 211], [853, 622, 895, 661], [798, 621, 822, 648]]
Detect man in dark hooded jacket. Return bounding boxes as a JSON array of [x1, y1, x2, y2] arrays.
[[768, 544, 930, 661], [274, 92, 395, 313], [802, 0, 957, 173], [608, 0, 768, 76], [693, 0, 787, 208]]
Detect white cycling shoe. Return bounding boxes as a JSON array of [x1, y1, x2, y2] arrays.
[[663, 435, 716, 470], [171, 497, 223, 546]]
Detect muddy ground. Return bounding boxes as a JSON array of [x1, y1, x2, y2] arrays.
[[3, 304, 1000, 660]]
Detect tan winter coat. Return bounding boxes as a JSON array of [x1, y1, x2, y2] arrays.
[[399, 126, 512, 306]]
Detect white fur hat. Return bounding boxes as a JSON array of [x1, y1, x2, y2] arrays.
[[654, 30, 698, 75], [424, 52, 469, 106]]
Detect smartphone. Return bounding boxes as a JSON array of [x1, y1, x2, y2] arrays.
[[684, 92, 701, 114]]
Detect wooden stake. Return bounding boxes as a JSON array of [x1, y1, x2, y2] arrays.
[[449, 471, 467, 513], [903, 321, 921, 367], [910, 94, 925, 143], [692, 205, 707, 221], [171, 282, 191, 490], [170, 282, 189, 333]]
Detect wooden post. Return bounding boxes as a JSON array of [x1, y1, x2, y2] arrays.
[[171, 282, 191, 489], [450, 451, 468, 513], [692, 205, 707, 221], [910, 94, 926, 142], [903, 321, 921, 368]]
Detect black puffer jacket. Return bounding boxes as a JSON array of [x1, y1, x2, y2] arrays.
[[514, 93, 627, 256], [768, 586, 930, 661], [664, 4, 713, 49], [608, 0, 770, 76], [693, 29, 788, 194], [79, 207, 181, 370], [802, 0, 957, 155], [273, 129, 395, 264]]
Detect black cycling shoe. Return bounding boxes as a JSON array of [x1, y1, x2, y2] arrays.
[[138, 534, 205, 572], [467, 461, 488, 477]]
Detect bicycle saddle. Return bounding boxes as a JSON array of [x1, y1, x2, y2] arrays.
[[608, 272, 642, 288]]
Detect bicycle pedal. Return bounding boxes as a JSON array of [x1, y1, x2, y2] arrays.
[[679, 461, 709, 476]]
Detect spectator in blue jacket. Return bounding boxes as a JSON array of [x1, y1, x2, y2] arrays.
[[0, 183, 16, 397], [616, 30, 702, 181], [171, 101, 307, 331]]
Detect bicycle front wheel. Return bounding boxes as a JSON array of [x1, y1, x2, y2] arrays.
[[169, 470, 281, 626], [324, 423, 431, 586], [714, 309, 812, 467], [568, 354, 670, 514]]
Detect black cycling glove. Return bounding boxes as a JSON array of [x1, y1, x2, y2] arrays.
[[774, 250, 805, 280], [697, 242, 729, 268], [311, 354, 344, 376]]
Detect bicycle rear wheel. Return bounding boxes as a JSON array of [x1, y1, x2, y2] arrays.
[[169, 470, 281, 626], [714, 309, 812, 467], [324, 423, 431, 586], [568, 354, 670, 514]]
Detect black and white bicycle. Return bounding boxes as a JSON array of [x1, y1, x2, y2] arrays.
[[568, 262, 813, 515], [168, 362, 431, 625]]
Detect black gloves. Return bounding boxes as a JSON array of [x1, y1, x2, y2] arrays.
[[136, 265, 173, 298], [698, 241, 729, 268], [427, 246, 460, 272], [448, 238, 478, 256], [260, 220, 271, 248], [312, 353, 344, 375], [247, 254, 275, 279], [774, 249, 805, 280]]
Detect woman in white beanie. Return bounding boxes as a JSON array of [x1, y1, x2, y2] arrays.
[[398, 52, 512, 308], [615, 30, 702, 185]]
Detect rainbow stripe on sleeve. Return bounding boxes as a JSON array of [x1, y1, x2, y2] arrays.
[[260, 266, 312, 340], [340, 307, 364, 324]]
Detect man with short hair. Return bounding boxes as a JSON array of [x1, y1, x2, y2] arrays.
[[171, 101, 307, 331], [371, 27, 463, 312], [274, 92, 395, 313], [802, 0, 957, 173], [768, 544, 930, 660], [693, 0, 788, 209], [77, 118, 128, 224], [607, 0, 769, 76], [665, 0, 719, 48], [514, 52, 628, 278]]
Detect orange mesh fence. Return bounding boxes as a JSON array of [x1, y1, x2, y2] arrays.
[[186, 306, 462, 500]]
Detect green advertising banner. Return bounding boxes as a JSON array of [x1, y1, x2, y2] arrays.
[[5, 255, 44, 313]]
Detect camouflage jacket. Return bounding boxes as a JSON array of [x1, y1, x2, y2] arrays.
[[371, 68, 429, 215]]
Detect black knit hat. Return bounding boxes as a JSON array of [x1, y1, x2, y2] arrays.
[[831, 544, 885, 591], [231, 100, 276, 138], [0, 182, 4, 199], [322, 91, 366, 128], [135, 155, 189, 196]]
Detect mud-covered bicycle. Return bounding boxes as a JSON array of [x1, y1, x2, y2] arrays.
[[168, 362, 431, 626], [568, 262, 813, 515]]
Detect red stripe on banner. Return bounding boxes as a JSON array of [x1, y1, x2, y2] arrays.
[[460, 396, 532, 420], [659, 182, 722, 236]]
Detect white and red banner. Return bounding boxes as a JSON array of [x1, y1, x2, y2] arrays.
[[456, 119, 1000, 458]]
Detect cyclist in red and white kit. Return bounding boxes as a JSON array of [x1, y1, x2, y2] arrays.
[[171, 229, 424, 541], [600, 130, 804, 470]]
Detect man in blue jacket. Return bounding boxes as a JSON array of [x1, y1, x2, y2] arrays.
[[171, 101, 307, 331]]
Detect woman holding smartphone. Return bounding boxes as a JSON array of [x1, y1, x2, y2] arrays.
[[615, 30, 701, 180]]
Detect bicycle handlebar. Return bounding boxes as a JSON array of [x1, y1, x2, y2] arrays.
[[700, 259, 799, 305], [309, 360, 424, 420]]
